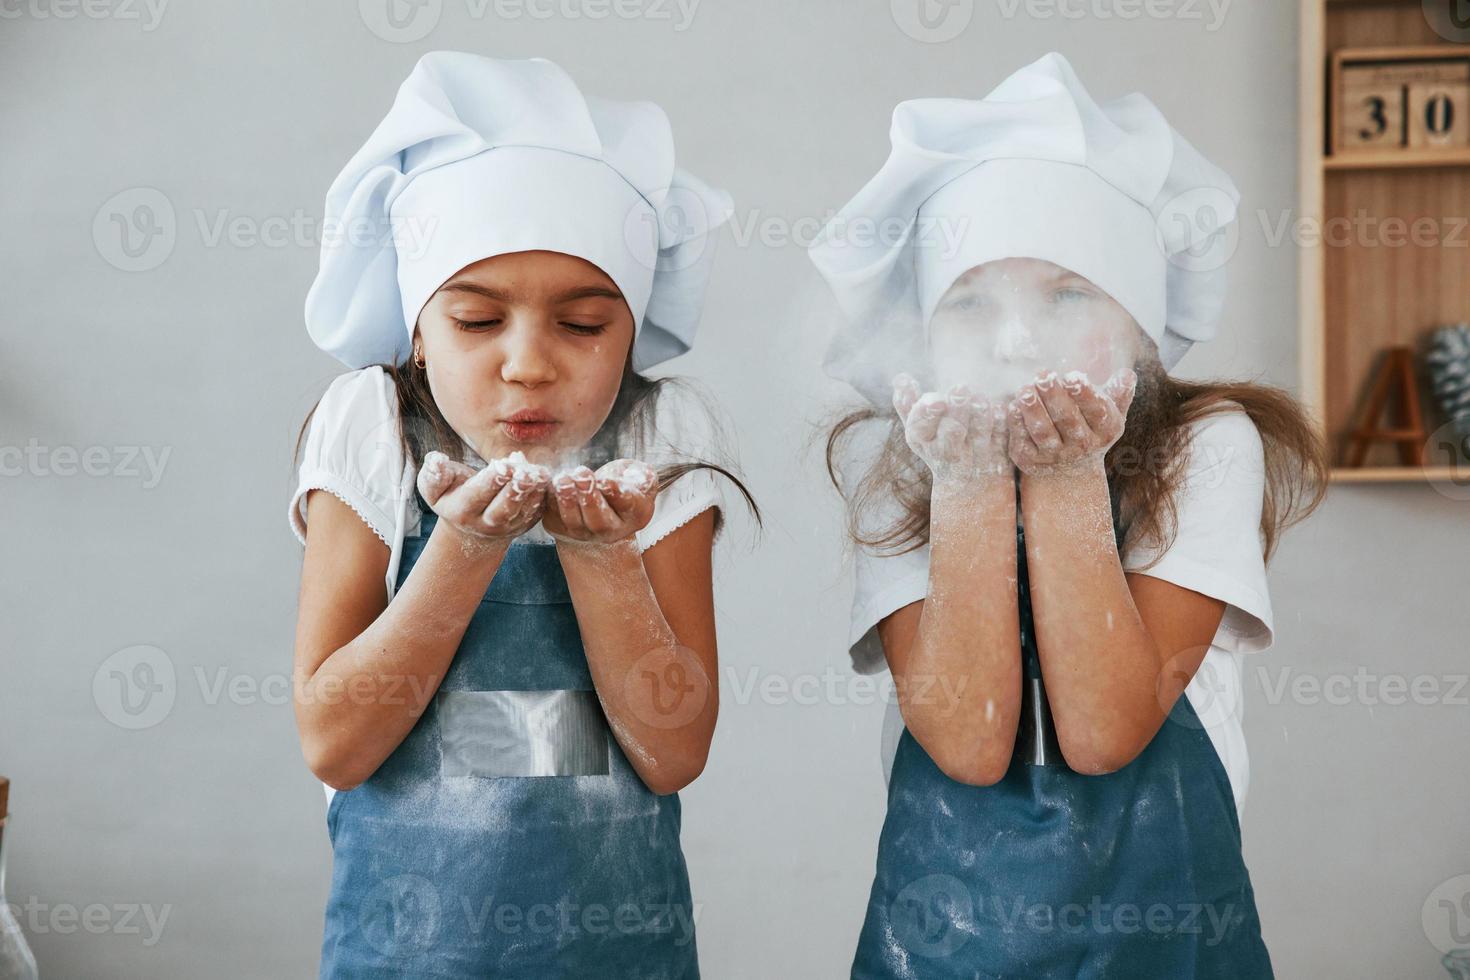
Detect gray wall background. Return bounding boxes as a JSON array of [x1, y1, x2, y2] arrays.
[[2, 1, 1468, 977]]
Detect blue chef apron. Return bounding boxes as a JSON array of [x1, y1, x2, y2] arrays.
[[851, 480, 1273, 979], [320, 496, 699, 979]]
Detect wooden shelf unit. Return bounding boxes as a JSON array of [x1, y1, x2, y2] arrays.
[[1300, 0, 1470, 483]]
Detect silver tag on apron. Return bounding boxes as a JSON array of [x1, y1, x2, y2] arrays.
[[438, 689, 611, 777]]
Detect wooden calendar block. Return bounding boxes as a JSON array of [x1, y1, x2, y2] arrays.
[[1337, 80, 1405, 151], [1408, 81, 1470, 148]]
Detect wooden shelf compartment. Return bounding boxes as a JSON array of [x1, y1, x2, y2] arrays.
[[1301, 0, 1470, 483]]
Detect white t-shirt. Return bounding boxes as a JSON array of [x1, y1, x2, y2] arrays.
[[288, 365, 728, 800], [839, 404, 1273, 821]]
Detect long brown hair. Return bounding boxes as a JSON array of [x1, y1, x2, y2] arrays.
[[294, 353, 760, 535], [824, 348, 1327, 567]]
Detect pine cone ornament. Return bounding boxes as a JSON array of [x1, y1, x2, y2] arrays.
[[1426, 324, 1470, 443]]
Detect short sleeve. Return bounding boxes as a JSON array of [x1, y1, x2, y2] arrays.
[[1122, 406, 1274, 654], [835, 419, 930, 675], [288, 365, 409, 549], [634, 381, 730, 553]]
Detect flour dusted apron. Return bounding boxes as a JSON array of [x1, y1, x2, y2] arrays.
[[851, 481, 1273, 978], [320, 497, 699, 979]]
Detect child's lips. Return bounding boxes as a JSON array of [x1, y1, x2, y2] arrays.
[[500, 419, 559, 442]]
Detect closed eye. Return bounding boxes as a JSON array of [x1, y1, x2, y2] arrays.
[[453, 317, 502, 332], [453, 317, 607, 336]]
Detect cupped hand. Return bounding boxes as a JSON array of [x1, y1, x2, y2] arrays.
[[541, 458, 660, 546], [416, 450, 552, 543], [892, 373, 1011, 482], [1005, 369, 1136, 477]]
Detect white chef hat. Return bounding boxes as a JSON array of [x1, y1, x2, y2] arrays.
[[305, 51, 733, 372], [808, 52, 1240, 406]]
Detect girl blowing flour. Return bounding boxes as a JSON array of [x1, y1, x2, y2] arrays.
[[288, 53, 752, 978], [812, 54, 1326, 978]]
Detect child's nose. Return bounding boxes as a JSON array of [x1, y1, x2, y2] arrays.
[[993, 315, 1039, 362], [500, 322, 557, 386]]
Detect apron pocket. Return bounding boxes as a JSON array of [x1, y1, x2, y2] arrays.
[[437, 689, 611, 778]]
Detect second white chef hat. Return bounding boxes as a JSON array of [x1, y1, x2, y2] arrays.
[[809, 52, 1241, 407]]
